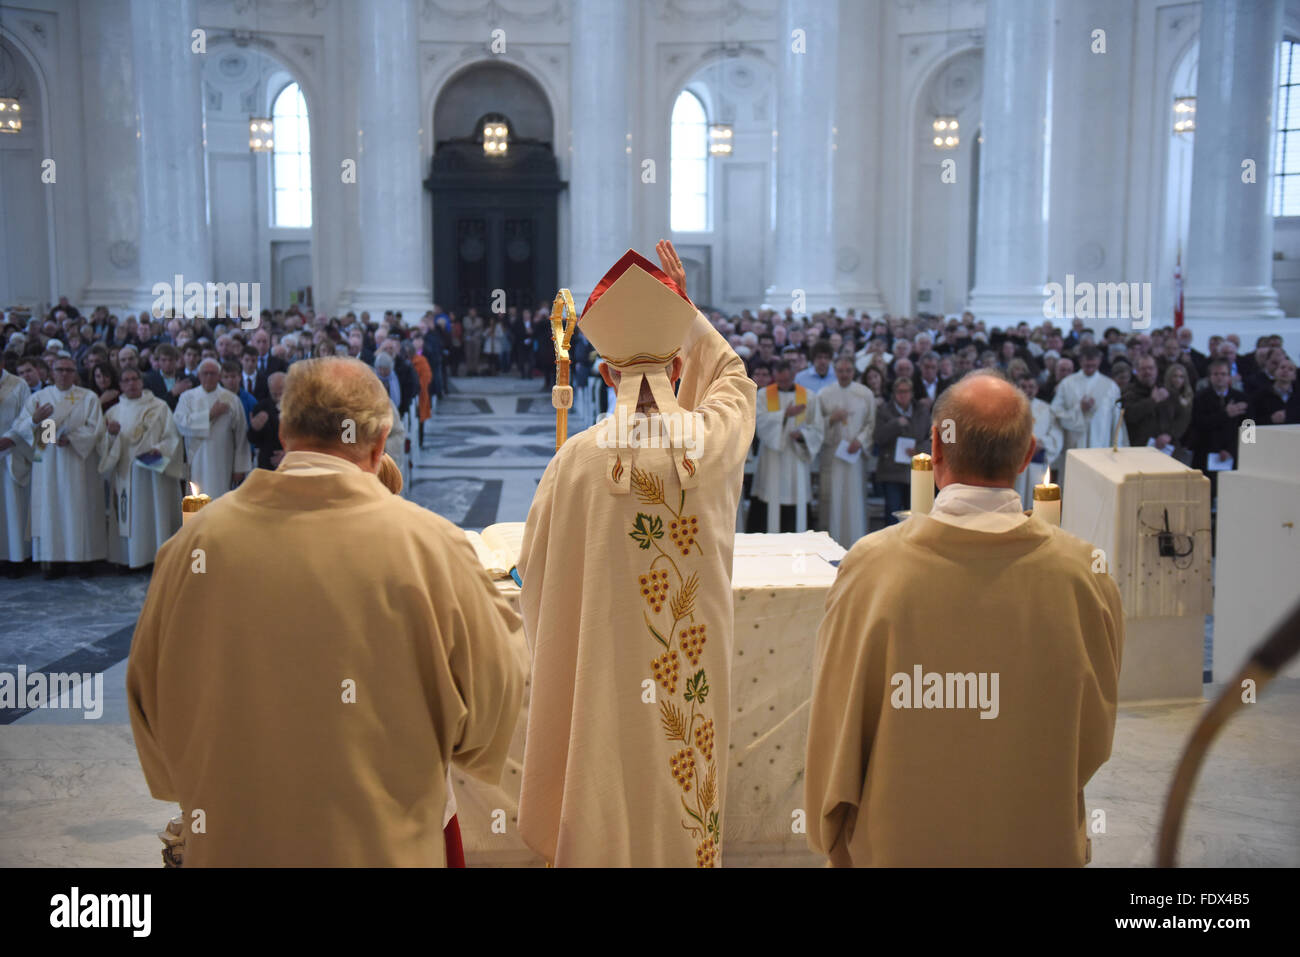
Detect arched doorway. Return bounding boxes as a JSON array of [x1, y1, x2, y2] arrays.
[[0, 34, 52, 311], [426, 62, 565, 314]]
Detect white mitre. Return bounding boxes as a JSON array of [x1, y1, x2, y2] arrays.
[[579, 249, 699, 494]]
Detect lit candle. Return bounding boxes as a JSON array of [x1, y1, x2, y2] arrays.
[[1033, 467, 1061, 526], [182, 481, 210, 524], [910, 452, 934, 515]]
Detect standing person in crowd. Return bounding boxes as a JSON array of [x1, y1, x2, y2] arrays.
[[221, 360, 257, 428], [874, 376, 931, 524], [248, 372, 286, 470], [1189, 358, 1250, 497], [143, 344, 192, 411], [1014, 374, 1064, 510], [412, 343, 433, 447], [1050, 346, 1127, 483], [817, 355, 876, 548], [0, 364, 33, 575], [12, 355, 107, 577], [99, 366, 184, 569], [750, 358, 824, 532], [174, 358, 250, 499], [91, 362, 121, 414], [795, 340, 836, 393], [1250, 356, 1298, 425]]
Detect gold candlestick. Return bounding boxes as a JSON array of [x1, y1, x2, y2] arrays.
[[1032, 467, 1061, 526], [182, 482, 210, 524]]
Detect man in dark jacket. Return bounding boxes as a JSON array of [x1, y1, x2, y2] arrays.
[[1189, 359, 1250, 494]]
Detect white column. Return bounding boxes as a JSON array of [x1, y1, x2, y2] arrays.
[[765, 0, 838, 313], [79, 0, 143, 311], [1184, 0, 1284, 329], [348, 0, 431, 320], [832, 0, 885, 314], [967, 0, 1053, 326], [131, 0, 211, 306], [568, 0, 632, 303]]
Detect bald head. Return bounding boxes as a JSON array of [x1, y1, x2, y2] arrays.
[[278, 357, 392, 472], [930, 370, 1035, 488]]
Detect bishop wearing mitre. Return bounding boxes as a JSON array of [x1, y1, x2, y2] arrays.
[[99, 366, 185, 569], [816, 355, 876, 548], [748, 357, 824, 532], [11, 355, 107, 569], [1050, 346, 1127, 481], [518, 242, 756, 867], [0, 367, 34, 569], [174, 358, 251, 498]]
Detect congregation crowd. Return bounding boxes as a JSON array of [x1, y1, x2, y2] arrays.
[[2, 295, 1296, 573]]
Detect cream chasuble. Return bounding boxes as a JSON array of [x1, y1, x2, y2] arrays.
[[816, 381, 875, 548], [752, 385, 824, 531], [100, 392, 185, 568], [518, 308, 756, 867], [14, 384, 107, 562], [174, 384, 251, 497], [1050, 371, 1128, 478], [127, 453, 525, 866], [805, 514, 1123, 866], [1015, 396, 1065, 509], [0, 371, 33, 561]]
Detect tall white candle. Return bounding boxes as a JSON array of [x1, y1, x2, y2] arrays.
[[910, 453, 934, 515]]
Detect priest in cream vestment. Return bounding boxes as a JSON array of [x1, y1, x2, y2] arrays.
[[1050, 347, 1127, 481], [174, 358, 251, 498], [806, 371, 1123, 866], [99, 367, 185, 568], [128, 357, 524, 866], [1014, 374, 1064, 510], [816, 356, 876, 548], [11, 356, 107, 563], [518, 244, 756, 867], [749, 358, 824, 532], [0, 368, 34, 563]]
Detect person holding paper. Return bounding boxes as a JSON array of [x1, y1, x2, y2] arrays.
[[1050, 346, 1127, 483], [817, 356, 875, 547], [750, 358, 824, 532], [1189, 358, 1250, 495], [174, 358, 251, 498], [10, 355, 107, 575], [805, 371, 1123, 866], [518, 243, 755, 866], [0, 366, 34, 573], [99, 366, 185, 569], [873, 376, 931, 524]]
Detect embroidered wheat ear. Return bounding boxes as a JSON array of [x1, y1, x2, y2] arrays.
[[670, 572, 699, 621], [660, 700, 687, 742], [700, 762, 717, 814], [630, 467, 665, 506]]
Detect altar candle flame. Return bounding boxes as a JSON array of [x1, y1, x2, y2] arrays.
[[1042, 466, 1051, 486], [189, 481, 200, 497]]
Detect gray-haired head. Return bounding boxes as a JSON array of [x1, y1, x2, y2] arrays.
[[931, 369, 1035, 487], [279, 357, 393, 468], [373, 352, 394, 373]]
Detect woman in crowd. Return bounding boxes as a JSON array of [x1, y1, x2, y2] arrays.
[[861, 365, 886, 403], [92, 361, 121, 413], [1158, 362, 1196, 460]]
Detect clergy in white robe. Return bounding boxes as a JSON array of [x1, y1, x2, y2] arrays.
[[99, 367, 184, 568], [816, 356, 875, 548], [518, 245, 755, 867], [0, 369, 34, 563], [12, 357, 107, 563], [805, 372, 1123, 866], [174, 358, 251, 498], [750, 359, 824, 533], [1013, 375, 1065, 509], [127, 357, 524, 866], [1049, 347, 1127, 482]]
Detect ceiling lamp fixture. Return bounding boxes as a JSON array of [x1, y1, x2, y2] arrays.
[[1173, 96, 1196, 135], [709, 123, 733, 156], [483, 119, 509, 156], [249, 117, 273, 152], [0, 97, 21, 134], [931, 116, 958, 150]]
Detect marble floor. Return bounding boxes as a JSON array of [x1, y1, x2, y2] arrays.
[[1, 375, 1295, 867]]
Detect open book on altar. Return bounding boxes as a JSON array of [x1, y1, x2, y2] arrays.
[[463, 522, 526, 579]]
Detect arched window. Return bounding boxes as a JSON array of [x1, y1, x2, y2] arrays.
[[1274, 39, 1300, 215], [671, 90, 709, 232], [272, 82, 311, 227]]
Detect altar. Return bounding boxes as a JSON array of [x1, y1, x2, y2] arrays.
[[452, 531, 847, 866]]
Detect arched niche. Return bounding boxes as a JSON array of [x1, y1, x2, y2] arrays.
[[427, 61, 563, 316]]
